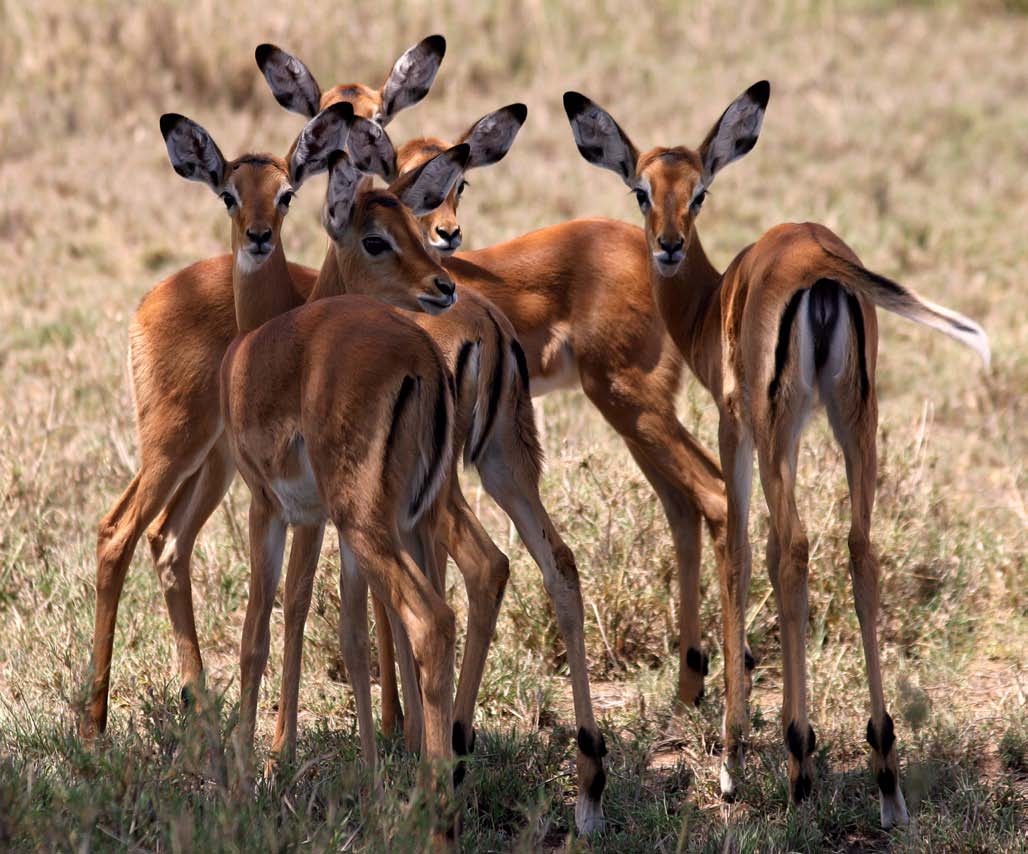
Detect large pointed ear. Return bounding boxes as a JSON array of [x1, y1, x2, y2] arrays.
[[698, 80, 769, 187], [562, 91, 639, 186], [287, 101, 354, 188], [391, 144, 470, 217], [256, 43, 323, 118], [345, 116, 398, 181], [379, 34, 446, 124], [459, 103, 528, 169], [323, 151, 365, 240], [160, 113, 227, 192]]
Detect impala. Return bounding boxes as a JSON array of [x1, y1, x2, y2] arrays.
[[563, 81, 990, 826], [84, 35, 447, 742], [158, 107, 464, 805], [267, 109, 607, 831], [263, 48, 741, 723]]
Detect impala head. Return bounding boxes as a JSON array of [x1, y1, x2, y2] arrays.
[[319, 117, 470, 314], [563, 81, 770, 277], [160, 102, 355, 272], [256, 35, 446, 125], [395, 103, 528, 253]]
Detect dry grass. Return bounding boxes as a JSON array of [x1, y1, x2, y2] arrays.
[[1, 0, 1026, 851]]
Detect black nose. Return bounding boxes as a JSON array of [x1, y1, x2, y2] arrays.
[[246, 228, 272, 246], [658, 236, 684, 254], [435, 226, 461, 244], [435, 276, 456, 297]]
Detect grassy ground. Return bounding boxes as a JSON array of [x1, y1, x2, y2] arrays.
[[1, 0, 1026, 850]]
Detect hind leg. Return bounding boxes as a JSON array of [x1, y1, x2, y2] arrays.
[[825, 389, 908, 827], [145, 437, 235, 711]]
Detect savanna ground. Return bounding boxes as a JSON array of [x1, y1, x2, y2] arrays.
[[1, 1, 1026, 850]]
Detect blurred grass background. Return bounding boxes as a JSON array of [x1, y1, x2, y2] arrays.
[[1, 0, 1026, 850]]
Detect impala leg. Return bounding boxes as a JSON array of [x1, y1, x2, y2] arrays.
[[85, 458, 198, 739], [581, 374, 732, 709], [237, 496, 287, 768], [372, 596, 403, 737], [443, 486, 509, 768], [335, 535, 377, 769], [826, 393, 908, 828], [757, 417, 814, 805], [267, 523, 326, 772], [389, 602, 425, 754], [146, 437, 235, 712], [477, 447, 605, 835], [345, 525, 456, 837], [715, 415, 755, 799]]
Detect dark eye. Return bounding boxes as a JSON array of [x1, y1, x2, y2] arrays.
[[278, 191, 294, 210], [691, 189, 708, 212], [362, 235, 391, 256], [220, 192, 237, 211], [456, 180, 467, 197], [634, 188, 650, 210]]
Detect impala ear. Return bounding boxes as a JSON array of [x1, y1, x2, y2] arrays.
[[287, 101, 355, 188], [460, 103, 528, 169], [392, 143, 470, 217], [160, 113, 227, 192], [698, 80, 769, 188], [345, 116, 398, 181], [323, 150, 364, 240], [562, 91, 639, 186], [256, 43, 323, 118], [379, 34, 446, 124]]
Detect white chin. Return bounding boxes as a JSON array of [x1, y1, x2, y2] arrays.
[[654, 258, 683, 277], [417, 292, 458, 315], [430, 242, 459, 256], [236, 248, 271, 274]]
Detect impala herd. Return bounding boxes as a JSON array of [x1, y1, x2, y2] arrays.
[[81, 35, 990, 843]]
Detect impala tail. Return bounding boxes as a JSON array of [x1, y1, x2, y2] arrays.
[[823, 248, 991, 368]]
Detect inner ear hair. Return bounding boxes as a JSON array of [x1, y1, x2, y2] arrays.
[[346, 117, 398, 181], [288, 101, 355, 188], [324, 150, 364, 239], [699, 80, 770, 184], [462, 103, 528, 169], [394, 143, 471, 215], [562, 91, 639, 186], [255, 43, 323, 119], [159, 113, 227, 191], [379, 34, 446, 121]]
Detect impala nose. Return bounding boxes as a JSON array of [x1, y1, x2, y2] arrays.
[[435, 226, 462, 250], [246, 228, 273, 250], [657, 236, 684, 255], [435, 276, 456, 297]]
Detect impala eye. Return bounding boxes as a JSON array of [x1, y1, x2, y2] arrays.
[[456, 180, 467, 197], [634, 188, 650, 211], [362, 235, 391, 256], [691, 189, 708, 212], [220, 192, 237, 211], [278, 191, 294, 210]]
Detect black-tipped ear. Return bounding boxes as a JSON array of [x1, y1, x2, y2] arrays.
[[288, 101, 355, 188], [256, 43, 323, 118], [379, 34, 446, 123], [393, 143, 470, 217], [562, 91, 639, 186], [460, 103, 528, 169], [160, 113, 227, 192], [346, 116, 398, 181], [698, 80, 770, 186]]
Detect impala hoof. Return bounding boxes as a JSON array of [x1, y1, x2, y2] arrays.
[[575, 792, 605, 835], [880, 786, 909, 829], [720, 743, 745, 800]]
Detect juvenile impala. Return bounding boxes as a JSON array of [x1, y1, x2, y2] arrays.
[[158, 108, 463, 797], [563, 81, 990, 826], [265, 109, 607, 831], [83, 36, 446, 741], [262, 47, 738, 719]]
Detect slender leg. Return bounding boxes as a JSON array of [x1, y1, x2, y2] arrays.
[[715, 415, 755, 798], [146, 437, 235, 711], [757, 420, 814, 805], [237, 496, 287, 762], [477, 445, 605, 835], [85, 457, 201, 738], [580, 372, 729, 709], [825, 391, 908, 828], [268, 523, 326, 770], [335, 532, 377, 768], [373, 597, 403, 736]]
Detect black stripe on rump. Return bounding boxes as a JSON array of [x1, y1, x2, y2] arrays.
[[409, 374, 451, 520], [385, 375, 416, 463], [510, 338, 531, 392], [844, 292, 871, 401], [469, 310, 506, 462], [768, 289, 806, 411]]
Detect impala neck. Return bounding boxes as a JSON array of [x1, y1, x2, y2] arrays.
[[308, 244, 350, 302], [649, 227, 724, 393], [230, 237, 298, 333]]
